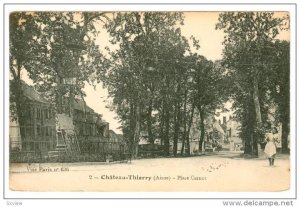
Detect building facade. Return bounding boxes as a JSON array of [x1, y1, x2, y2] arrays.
[[10, 82, 126, 162], [9, 84, 56, 156]]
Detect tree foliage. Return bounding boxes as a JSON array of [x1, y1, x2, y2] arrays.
[[99, 12, 227, 156], [10, 12, 109, 119]]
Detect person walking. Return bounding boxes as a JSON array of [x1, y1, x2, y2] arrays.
[[264, 127, 279, 166]]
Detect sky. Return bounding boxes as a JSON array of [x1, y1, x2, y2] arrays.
[[22, 12, 290, 134]]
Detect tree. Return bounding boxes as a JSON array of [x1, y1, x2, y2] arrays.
[[101, 12, 189, 157], [9, 12, 114, 156], [10, 12, 46, 129], [265, 40, 290, 153], [189, 55, 226, 152], [216, 12, 289, 156], [10, 12, 109, 122]]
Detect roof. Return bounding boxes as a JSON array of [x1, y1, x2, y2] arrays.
[[109, 129, 122, 136], [14, 82, 107, 122], [21, 82, 49, 104], [73, 99, 95, 113], [109, 130, 117, 136], [109, 130, 123, 141], [73, 99, 108, 126], [57, 114, 74, 130]]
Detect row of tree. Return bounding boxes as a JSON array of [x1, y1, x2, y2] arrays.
[[98, 12, 228, 156], [216, 12, 290, 155], [9, 11, 290, 157]]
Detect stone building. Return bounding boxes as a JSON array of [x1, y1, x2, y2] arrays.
[[58, 97, 110, 153], [9, 83, 56, 156]]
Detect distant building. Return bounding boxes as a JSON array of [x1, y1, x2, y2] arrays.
[[225, 117, 242, 151], [10, 82, 112, 155], [171, 110, 227, 154], [138, 131, 149, 145]]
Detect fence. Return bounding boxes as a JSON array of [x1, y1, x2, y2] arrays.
[[9, 140, 130, 163]]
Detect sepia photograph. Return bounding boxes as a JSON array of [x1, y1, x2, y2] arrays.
[[4, 2, 295, 200]]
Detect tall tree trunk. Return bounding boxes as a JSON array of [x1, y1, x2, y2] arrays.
[[280, 86, 290, 153], [181, 89, 188, 155], [14, 82, 25, 136], [147, 99, 154, 144], [173, 104, 177, 156], [164, 77, 170, 156], [173, 101, 180, 157], [128, 101, 136, 158], [181, 125, 186, 155], [244, 121, 256, 155], [244, 97, 258, 156], [252, 76, 261, 156], [56, 76, 63, 114], [186, 103, 195, 156], [11, 65, 26, 142], [198, 106, 205, 152], [159, 104, 165, 147], [133, 103, 141, 158], [164, 102, 170, 156], [173, 82, 181, 157], [281, 115, 289, 153], [253, 76, 262, 124]]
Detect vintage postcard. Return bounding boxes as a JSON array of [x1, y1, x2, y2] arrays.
[[7, 7, 293, 195]]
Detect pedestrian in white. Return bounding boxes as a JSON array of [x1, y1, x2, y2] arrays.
[[264, 127, 279, 166]]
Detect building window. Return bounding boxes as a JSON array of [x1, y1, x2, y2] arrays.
[[27, 126, 31, 138], [52, 127, 55, 137], [35, 142, 40, 151], [30, 142, 34, 151], [49, 109, 52, 119], [83, 123, 86, 136], [78, 124, 83, 135], [49, 127, 53, 137], [92, 125, 95, 136], [36, 108, 41, 119], [41, 108, 44, 120], [26, 109, 31, 119], [45, 126, 49, 136], [89, 124, 93, 136], [45, 109, 48, 119], [37, 125, 41, 136], [30, 108, 34, 119], [20, 126, 26, 138]]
